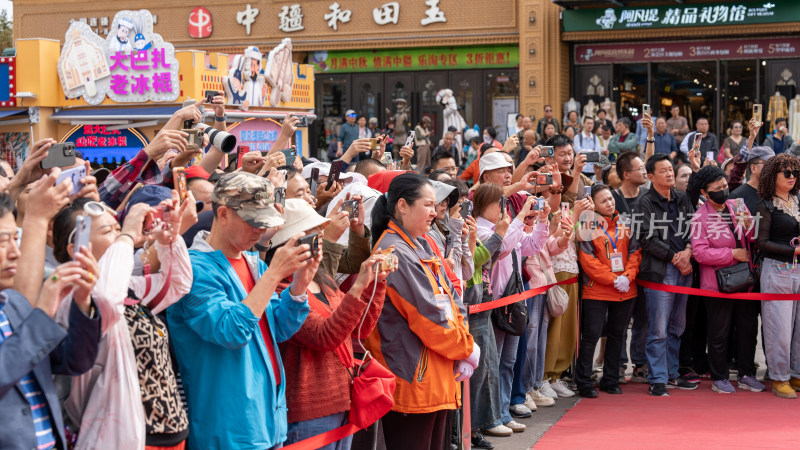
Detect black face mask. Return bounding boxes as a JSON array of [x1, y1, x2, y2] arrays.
[[706, 188, 729, 205]]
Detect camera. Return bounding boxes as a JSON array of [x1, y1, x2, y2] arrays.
[[341, 199, 359, 219], [536, 173, 553, 185], [183, 120, 205, 150], [584, 151, 600, 163], [378, 248, 396, 272], [297, 233, 319, 260], [369, 138, 380, 151], [194, 123, 237, 153], [533, 197, 546, 211], [144, 204, 172, 233], [291, 114, 308, 127], [541, 146, 555, 157], [205, 90, 220, 103]]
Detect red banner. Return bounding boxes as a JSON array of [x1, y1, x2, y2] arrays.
[[575, 37, 800, 64]]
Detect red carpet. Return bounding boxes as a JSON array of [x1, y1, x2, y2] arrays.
[[535, 381, 800, 449]]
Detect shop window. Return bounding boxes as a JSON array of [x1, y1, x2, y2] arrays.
[[485, 70, 519, 140], [656, 62, 717, 132], [614, 64, 647, 126], [319, 76, 348, 148]]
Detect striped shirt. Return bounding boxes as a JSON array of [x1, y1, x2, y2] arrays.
[[0, 304, 56, 450]]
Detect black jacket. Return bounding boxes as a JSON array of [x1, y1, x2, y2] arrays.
[[634, 187, 696, 282]]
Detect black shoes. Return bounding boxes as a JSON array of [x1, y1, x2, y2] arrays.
[[649, 383, 669, 396], [579, 388, 599, 398], [599, 384, 623, 394], [471, 431, 494, 449], [668, 376, 699, 390]]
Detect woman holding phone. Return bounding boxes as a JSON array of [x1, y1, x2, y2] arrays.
[[367, 173, 477, 450]]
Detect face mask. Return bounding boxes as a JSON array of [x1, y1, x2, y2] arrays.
[[483, 134, 493, 144], [706, 188, 729, 204]]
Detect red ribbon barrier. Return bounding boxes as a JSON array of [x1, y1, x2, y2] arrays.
[[637, 280, 800, 301], [468, 277, 579, 315]]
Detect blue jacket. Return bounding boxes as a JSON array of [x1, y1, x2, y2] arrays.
[[0, 289, 101, 450], [167, 232, 309, 450]]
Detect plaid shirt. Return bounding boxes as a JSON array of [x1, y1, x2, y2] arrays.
[[99, 149, 163, 209]]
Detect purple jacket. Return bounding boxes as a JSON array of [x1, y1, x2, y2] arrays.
[[690, 200, 755, 291]]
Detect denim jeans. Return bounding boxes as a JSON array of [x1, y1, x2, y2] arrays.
[[620, 290, 648, 367], [760, 258, 800, 382], [522, 294, 549, 391], [644, 264, 691, 384], [468, 315, 502, 431], [286, 412, 352, 450], [510, 317, 528, 407], [494, 326, 519, 424]]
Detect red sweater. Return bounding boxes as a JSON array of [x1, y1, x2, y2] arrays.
[[278, 280, 386, 423]]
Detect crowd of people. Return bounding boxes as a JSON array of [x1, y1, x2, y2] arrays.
[[3, 93, 800, 450]]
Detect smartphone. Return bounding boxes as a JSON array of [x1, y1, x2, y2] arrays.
[[41, 142, 76, 170], [541, 146, 555, 157], [55, 164, 87, 196], [706, 151, 715, 162], [583, 186, 592, 198], [237, 145, 250, 169], [378, 247, 395, 272], [143, 205, 171, 234], [536, 173, 553, 185], [561, 202, 570, 218], [499, 195, 508, 219], [173, 167, 187, 204], [297, 232, 319, 260], [404, 130, 415, 148], [326, 160, 347, 190], [274, 187, 286, 207], [309, 167, 319, 194], [291, 114, 308, 127], [753, 104, 763, 126], [584, 151, 600, 163], [735, 198, 745, 213], [72, 215, 92, 258], [205, 90, 220, 103], [643, 104, 651, 116], [693, 133, 703, 149], [459, 200, 473, 219], [369, 138, 380, 151], [280, 148, 297, 166], [341, 199, 359, 219], [532, 197, 546, 211]]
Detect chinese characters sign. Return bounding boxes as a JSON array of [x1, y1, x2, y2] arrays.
[[562, 1, 800, 32], [575, 37, 800, 64], [227, 119, 283, 152], [310, 45, 518, 73], [63, 125, 149, 164], [58, 9, 179, 105]]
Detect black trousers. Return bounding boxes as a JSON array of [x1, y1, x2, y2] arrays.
[[679, 295, 709, 373], [704, 297, 761, 380], [575, 298, 633, 391], [382, 409, 450, 450]]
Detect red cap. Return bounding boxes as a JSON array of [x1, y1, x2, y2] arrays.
[[367, 170, 410, 193], [185, 165, 210, 180]]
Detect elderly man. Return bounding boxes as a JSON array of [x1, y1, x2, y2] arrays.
[[651, 117, 679, 158], [168, 172, 317, 449], [607, 117, 638, 159], [333, 109, 359, 160], [536, 105, 561, 138], [679, 117, 719, 165], [434, 131, 461, 167], [666, 105, 690, 144]]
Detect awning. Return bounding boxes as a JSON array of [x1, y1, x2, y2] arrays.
[[0, 109, 30, 126], [51, 106, 181, 122], [0, 109, 27, 119]]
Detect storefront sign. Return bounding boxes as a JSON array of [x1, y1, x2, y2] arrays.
[[562, 1, 800, 32], [188, 7, 213, 39], [227, 118, 283, 152], [310, 45, 518, 73], [62, 125, 149, 163], [575, 37, 800, 64], [0, 57, 16, 107], [58, 9, 180, 105]]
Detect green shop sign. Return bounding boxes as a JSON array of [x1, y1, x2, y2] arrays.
[[562, 1, 800, 33], [309, 46, 519, 73]]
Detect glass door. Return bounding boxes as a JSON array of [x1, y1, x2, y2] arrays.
[[721, 60, 757, 141], [315, 74, 350, 157], [484, 69, 519, 141], [352, 74, 383, 125], [415, 72, 447, 141], [656, 62, 717, 132]]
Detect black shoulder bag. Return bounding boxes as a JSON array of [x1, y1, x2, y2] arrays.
[[491, 250, 528, 336], [716, 211, 755, 294]]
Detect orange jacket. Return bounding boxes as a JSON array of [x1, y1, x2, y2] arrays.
[[578, 213, 641, 301], [365, 220, 474, 414]]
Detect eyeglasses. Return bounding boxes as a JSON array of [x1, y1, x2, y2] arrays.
[[782, 169, 800, 179]]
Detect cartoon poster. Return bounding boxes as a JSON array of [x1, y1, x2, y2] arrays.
[[265, 38, 295, 107], [0, 132, 30, 170], [57, 9, 179, 104], [223, 46, 268, 110]]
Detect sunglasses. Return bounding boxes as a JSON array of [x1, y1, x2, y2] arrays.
[[347, 114, 357, 118], [782, 170, 800, 179]]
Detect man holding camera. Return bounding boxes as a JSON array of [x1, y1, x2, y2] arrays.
[[167, 172, 317, 449]]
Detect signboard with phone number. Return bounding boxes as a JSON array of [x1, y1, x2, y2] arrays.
[[575, 37, 800, 64]]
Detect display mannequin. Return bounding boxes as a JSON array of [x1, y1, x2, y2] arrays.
[[790, 94, 800, 139], [563, 97, 581, 124], [601, 97, 617, 124], [767, 90, 789, 133], [583, 99, 598, 121]]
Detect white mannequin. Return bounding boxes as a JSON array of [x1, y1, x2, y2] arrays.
[[601, 97, 617, 124], [583, 99, 597, 121], [564, 97, 580, 124], [790, 94, 800, 140]]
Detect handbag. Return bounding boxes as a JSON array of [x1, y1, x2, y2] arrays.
[[491, 250, 528, 336], [537, 253, 569, 317], [309, 293, 396, 429], [715, 210, 755, 294]]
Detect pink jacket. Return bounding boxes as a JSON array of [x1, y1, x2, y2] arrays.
[[525, 235, 567, 289], [690, 200, 755, 291]]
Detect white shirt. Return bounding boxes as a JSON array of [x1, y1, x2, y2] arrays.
[[573, 130, 599, 173]]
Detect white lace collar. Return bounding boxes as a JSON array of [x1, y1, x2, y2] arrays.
[[773, 195, 800, 223]]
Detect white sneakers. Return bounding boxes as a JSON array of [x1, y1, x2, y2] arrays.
[[482, 424, 512, 437], [523, 394, 538, 411], [505, 420, 526, 432], [550, 379, 576, 397], [528, 389, 556, 406], [540, 382, 559, 399]]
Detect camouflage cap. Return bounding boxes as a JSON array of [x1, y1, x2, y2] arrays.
[[212, 172, 285, 228]]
